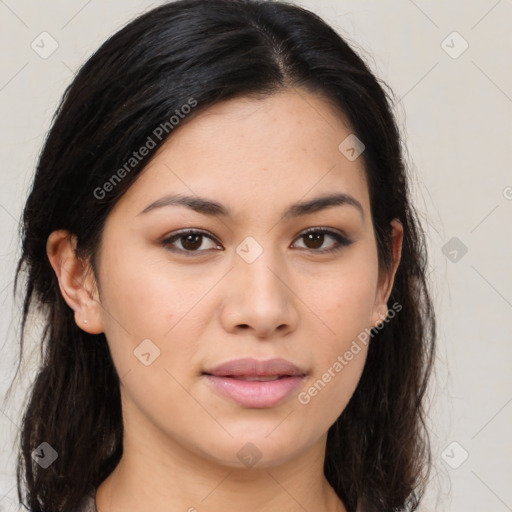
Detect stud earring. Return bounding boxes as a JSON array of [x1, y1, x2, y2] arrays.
[[375, 310, 387, 327], [83, 319, 88, 324]]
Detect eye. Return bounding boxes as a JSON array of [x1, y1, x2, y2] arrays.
[[161, 229, 222, 255], [161, 227, 353, 256], [292, 227, 353, 254]]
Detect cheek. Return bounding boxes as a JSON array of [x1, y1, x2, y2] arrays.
[[297, 344, 368, 430], [306, 251, 379, 340], [296, 249, 377, 417], [99, 244, 205, 336], [96, 244, 229, 389], [297, 275, 373, 424]]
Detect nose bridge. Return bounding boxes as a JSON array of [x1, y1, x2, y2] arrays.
[[222, 233, 298, 335], [235, 234, 285, 302]]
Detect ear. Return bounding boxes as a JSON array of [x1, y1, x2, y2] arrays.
[[371, 219, 403, 327], [46, 230, 104, 334]]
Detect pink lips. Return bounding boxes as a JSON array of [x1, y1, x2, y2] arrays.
[[202, 357, 306, 408]]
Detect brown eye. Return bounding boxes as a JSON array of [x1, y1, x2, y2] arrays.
[[293, 228, 353, 253], [162, 230, 222, 255]]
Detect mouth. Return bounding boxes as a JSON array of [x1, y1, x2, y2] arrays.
[[203, 374, 294, 381], [201, 358, 307, 408], [203, 356, 307, 378]]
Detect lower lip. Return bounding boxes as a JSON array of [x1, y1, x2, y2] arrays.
[[203, 375, 304, 408]]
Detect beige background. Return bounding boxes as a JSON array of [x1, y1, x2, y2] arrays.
[[1, 1, 511, 511]]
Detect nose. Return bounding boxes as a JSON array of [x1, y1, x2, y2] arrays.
[[219, 243, 299, 338]]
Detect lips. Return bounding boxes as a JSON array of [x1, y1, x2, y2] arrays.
[[202, 357, 307, 408], [226, 375, 285, 381], [202, 357, 306, 379]]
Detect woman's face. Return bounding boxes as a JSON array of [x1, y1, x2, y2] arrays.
[[84, 89, 401, 469]]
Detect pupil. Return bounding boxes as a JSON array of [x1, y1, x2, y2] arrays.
[[306, 233, 323, 249], [183, 234, 201, 250]]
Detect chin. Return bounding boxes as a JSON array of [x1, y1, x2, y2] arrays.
[[200, 432, 313, 471]]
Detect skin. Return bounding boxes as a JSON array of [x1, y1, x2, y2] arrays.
[[47, 88, 402, 512]]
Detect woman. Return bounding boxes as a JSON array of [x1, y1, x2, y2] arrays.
[[11, 0, 436, 510]]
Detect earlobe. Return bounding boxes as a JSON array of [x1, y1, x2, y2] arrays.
[[371, 219, 403, 327], [46, 230, 104, 334]]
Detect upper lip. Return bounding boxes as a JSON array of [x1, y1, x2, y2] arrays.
[[203, 357, 307, 377]]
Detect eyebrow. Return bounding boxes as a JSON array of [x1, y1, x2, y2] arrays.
[[138, 192, 364, 221]]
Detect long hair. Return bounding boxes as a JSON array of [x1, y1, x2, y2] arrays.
[[9, 1, 436, 510]]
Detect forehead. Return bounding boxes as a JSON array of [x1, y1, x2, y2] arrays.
[[111, 89, 370, 219]]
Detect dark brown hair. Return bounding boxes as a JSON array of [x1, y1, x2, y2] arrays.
[[8, 0, 436, 510]]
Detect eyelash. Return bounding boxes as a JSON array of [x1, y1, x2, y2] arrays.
[[161, 227, 353, 256]]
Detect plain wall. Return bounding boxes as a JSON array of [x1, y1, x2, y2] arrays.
[[0, 1, 511, 511]]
